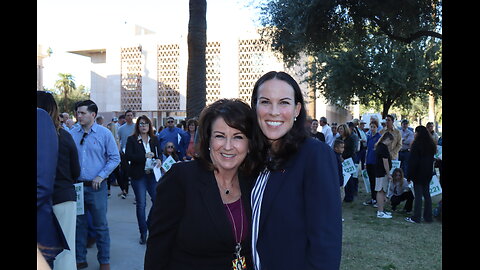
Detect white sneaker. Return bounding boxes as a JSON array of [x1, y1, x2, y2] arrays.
[[377, 211, 392, 219]]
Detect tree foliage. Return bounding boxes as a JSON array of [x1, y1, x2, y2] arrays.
[[255, 0, 442, 117]]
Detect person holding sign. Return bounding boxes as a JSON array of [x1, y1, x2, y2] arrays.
[[374, 132, 394, 219], [125, 115, 162, 245], [145, 99, 263, 270], [249, 71, 342, 270], [338, 123, 357, 202], [160, 142, 180, 171], [405, 125, 437, 224]]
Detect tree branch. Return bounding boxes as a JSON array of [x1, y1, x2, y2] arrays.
[[370, 17, 442, 43]]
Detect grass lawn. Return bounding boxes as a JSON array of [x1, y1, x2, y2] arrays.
[[340, 178, 442, 270]]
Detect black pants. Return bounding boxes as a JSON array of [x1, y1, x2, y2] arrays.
[[118, 152, 130, 194], [390, 191, 414, 212], [366, 164, 377, 201], [344, 176, 358, 202], [412, 182, 433, 223]]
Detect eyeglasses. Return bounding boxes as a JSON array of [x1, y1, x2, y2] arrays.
[[139, 122, 149, 127], [80, 132, 88, 145], [166, 145, 175, 149], [167, 120, 174, 124]]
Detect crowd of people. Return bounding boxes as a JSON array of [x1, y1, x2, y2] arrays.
[[37, 70, 441, 270]]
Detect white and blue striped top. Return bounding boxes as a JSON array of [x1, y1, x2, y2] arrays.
[[251, 168, 271, 270]]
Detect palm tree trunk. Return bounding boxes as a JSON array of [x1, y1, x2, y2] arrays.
[[186, 0, 207, 119]]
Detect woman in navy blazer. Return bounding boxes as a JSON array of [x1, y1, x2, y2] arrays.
[[250, 71, 342, 270]]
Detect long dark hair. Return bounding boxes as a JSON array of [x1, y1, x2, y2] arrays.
[[133, 115, 155, 138], [411, 125, 436, 156], [37, 91, 60, 133], [250, 71, 308, 171], [196, 98, 264, 175]]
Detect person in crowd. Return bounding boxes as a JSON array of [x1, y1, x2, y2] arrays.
[[309, 118, 326, 142], [399, 119, 414, 179], [96, 115, 105, 126], [249, 71, 342, 270], [37, 91, 80, 269], [363, 119, 381, 207], [71, 100, 120, 270], [125, 115, 162, 245], [65, 118, 75, 130], [145, 99, 263, 270], [387, 168, 414, 213], [161, 141, 180, 165], [405, 125, 437, 224], [157, 116, 188, 160], [331, 122, 340, 144], [379, 114, 402, 160], [37, 107, 68, 268], [117, 109, 135, 199], [426, 121, 439, 144], [355, 119, 368, 170], [183, 118, 198, 160], [319, 116, 334, 146], [333, 139, 345, 200], [374, 131, 394, 219], [339, 123, 357, 203]]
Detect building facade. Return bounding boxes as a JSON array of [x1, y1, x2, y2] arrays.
[[67, 24, 352, 129]]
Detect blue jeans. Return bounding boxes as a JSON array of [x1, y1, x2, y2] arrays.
[[76, 181, 110, 264], [130, 173, 157, 235]]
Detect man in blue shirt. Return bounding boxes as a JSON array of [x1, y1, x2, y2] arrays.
[[70, 100, 120, 270], [157, 116, 187, 160]]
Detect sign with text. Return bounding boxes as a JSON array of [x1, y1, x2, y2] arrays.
[[74, 183, 84, 215], [161, 155, 176, 172], [342, 158, 357, 176]]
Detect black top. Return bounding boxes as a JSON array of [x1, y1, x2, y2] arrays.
[[144, 160, 254, 270], [375, 142, 392, 177], [125, 135, 161, 180], [309, 131, 325, 142], [53, 128, 80, 205], [341, 135, 355, 160], [407, 145, 435, 185]]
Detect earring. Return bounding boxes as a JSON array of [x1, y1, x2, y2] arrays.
[[208, 147, 211, 151], [294, 117, 297, 122]]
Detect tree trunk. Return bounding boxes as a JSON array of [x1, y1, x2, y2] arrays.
[[186, 0, 207, 119]]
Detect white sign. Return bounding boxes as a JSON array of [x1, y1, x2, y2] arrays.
[[342, 158, 357, 176], [342, 172, 351, 187], [390, 160, 401, 174], [430, 175, 442, 197], [362, 169, 371, 193], [74, 183, 84, 215], [153, 166, 162, 182], [435, 146, 442, 160], [161, 155, 176, 172]]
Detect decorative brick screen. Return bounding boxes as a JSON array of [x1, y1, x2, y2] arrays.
[[120, 46, 143, 111], [157, 44, 181, 111], [206, 41, 221, 105], [238, 39, 267, 105]]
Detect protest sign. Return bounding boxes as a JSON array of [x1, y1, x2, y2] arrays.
[[342, 158, 356, 175], [74, 183, 84, 215], [362, 169, 370, 193], [161, 155, 176, 172], [390, 160, 401, 174]]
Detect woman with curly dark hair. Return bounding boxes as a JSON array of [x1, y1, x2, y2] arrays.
[[250, 71, 342, 270], [405, 125, 437, 224]]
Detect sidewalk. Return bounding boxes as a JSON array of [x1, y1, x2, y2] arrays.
[[83, 188, 151, 270]]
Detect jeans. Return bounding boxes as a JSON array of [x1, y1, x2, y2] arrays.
[[130, 173, 157, 235], [76, 181, 110, 264], [412, 182, 433, 223]]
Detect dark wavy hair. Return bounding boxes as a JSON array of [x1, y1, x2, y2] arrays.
[[411, 125, 437, 156], [133, 115, 155, 138], [196, 98, 264, 175], [250, 71, 309, 171]]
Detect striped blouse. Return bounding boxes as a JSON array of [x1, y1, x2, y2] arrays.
[[251, 168, 271, 270]]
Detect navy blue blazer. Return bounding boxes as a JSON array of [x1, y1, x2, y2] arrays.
[[37, 108, 68, 260], [256, 138, 342, 270]]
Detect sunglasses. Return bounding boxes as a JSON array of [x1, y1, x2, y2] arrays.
[[80, 132, 88, 145], [167, 120, 174, 123], [139, 122, 149, 127], [166, 145, 175, 149]]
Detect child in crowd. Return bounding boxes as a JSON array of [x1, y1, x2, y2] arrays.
[[374, 132, 394, 219], [387, 168, 414, 213]]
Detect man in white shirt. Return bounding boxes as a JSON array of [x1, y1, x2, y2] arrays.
[[319, 117, 334, 147]]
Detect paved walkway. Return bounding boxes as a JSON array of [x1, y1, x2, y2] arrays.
[[83, 187, 151, 270]]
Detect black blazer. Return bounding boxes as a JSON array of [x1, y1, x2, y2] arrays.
[[144, 160, 254, 270], [125, 135, 161, 180], [256, 138, 342, 270]]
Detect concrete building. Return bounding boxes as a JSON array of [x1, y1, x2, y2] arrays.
[[67, 23, 352, 128]]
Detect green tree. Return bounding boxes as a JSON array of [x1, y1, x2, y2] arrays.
[[186, 0, 207, 119], [54, 73, 76, 112]]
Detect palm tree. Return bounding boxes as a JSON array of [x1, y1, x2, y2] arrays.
[[54, 73, 76, 112], [186, 0, 207, 119]]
